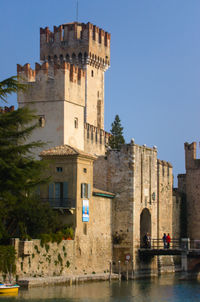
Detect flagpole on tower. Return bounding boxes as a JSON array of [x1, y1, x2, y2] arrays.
[[76, 0, 79, 22]]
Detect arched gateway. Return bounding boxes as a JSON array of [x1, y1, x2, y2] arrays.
[[140, 208, 151, 247]]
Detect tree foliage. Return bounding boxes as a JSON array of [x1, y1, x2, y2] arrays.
[[0, 76, 26, 103], [0, 77, 60, 242], [108, 114, 125, 149], [0, 246, 16, 279]]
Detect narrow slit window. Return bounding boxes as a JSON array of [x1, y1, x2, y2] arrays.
[[38, 116, 45, 128], [74, 117, 78, 129]]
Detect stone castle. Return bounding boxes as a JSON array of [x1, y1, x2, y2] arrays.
[[17, 22, 111, 156], [15, 21, 181, 278]]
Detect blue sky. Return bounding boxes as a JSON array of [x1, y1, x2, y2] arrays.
[[1, 0, 200, 186]]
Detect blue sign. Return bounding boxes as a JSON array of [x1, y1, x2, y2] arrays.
[[82, 200, 89, 222]]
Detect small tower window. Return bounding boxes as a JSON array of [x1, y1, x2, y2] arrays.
[[91, 70, 94, 77], [60, 54, 63, 63], [38, 116, 45, 128], [54, 55, 57, 63], [74, 117, 78, 129]]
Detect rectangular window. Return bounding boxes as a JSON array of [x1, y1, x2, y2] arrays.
[[48, 182, 68, 207], [81, 183, 91, 199], [56, 167, 63, 172]]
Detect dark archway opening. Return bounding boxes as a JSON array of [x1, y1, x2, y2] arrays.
[[140, 208, 151, 248]]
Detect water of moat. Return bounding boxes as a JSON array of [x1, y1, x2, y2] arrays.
[[1, 274, 200, 302]]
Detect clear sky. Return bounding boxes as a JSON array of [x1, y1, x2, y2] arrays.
[[1, 0, 200, 186]]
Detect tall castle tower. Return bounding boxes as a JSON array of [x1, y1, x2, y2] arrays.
[[17, 22, 111, 155]]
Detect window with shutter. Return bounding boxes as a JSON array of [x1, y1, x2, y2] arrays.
[[87, 184, 91, 199], [81, 183, 91, 199], [63, 182, 68, 199], [49, 183, 54, 199], [55, 183, 61, 199]]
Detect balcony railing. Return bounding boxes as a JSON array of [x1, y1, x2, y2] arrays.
[[41, 198, 76, 209]]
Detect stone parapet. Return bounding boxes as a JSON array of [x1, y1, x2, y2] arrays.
[[84, 123, 111, 156]]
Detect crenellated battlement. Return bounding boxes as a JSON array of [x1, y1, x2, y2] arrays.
[[17, 62, 85, 84], [17, 61, 85, 106], [17, 63, 36, 81], [84, 123, 111, 143], [40, 22, 110, 71], [84, 123, 111, 155], [40, 22, 110, 46], [157, 159, 172, 168], [0, 105, 15, 114], [184, 142, 200, 170]]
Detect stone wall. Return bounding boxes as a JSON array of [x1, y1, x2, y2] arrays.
[[12, 239, 74, 278], [172, 190, 181, 240], [94, 143, 159, 272], [157, 160, 173, 239], [184, 142, 200, 239], [12, 192, 112, 278], [177, 174, 186, 194], [93, 142, 174, 273]]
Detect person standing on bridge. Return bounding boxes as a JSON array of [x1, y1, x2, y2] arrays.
[[166, 233, 171, 249], [162, 233, 167, 249]]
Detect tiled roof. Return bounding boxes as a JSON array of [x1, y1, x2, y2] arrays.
[[40, 145, 96, 159]]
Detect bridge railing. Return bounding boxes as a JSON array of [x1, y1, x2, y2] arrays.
[[150, 239, 181, 249], [190, 239, 200, 250]]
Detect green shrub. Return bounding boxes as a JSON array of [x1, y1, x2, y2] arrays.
[[58, 253, 63, 266], [66, 261, 70, 268], [34, 245, 40, 254], [45, 244, 50, 253], [62, 227, 74, 239], [39, 233, 52, 245]]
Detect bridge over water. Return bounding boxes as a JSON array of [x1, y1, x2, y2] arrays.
[[139, 238, 200, 272]]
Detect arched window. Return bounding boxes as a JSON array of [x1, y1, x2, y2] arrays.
[[72, 53, 76, 63], [54, 55, 57, 63], [78, 53, 82, 64], [84, 52, 88, 64], [66, 54, 70, 62], [60, 54, 63, 63]]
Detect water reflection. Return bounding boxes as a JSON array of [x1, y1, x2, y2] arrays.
[[0, 274, 200, 302]]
